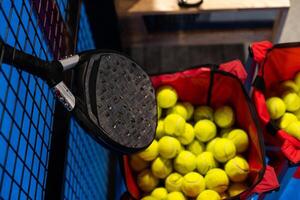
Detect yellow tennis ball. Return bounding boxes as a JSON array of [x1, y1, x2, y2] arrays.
[[181, 172, 205, 197], [166, 192, 186, 200], [277, 113, 298, 130], [293, 108, 300, 120], [212, 138, 236, 163], [151, 187, 168, 200], [183, 102, 194, 120], [138, 140, 159, 161], [225, 156, 249, 182], [156, 120, 165, 140], [167, 103, 188, 120], [220, 128, 233, 138], [285, 121, 300, 140], [165, 172, 183, 192], [156, 86, 178, 108], [279, 80, 299, 94], [151, 157, 173, 179], [196, 152, 218, 175], [158, 136, 181, 159], [206, 137, 220, 152], [164, 114, 186, 136], [214, 106, 235, 128], [174, 151, 196, 175], [177, 123, 195, 145], [194, 119, 217, 142], [194, 106, 214, 122], [158, 106, 162, 119], [228, 183, 248, 197], [130, 154, 149, 172], [187, 140, 205, 156], [137, 169, 159, 192], [141, 196, 158, 200], [266, 97, 286, 119], [204, 168, 229, 193], [227, 129, 249, 153], [282, 92, 300, 112], [197, 190, 221, 200]]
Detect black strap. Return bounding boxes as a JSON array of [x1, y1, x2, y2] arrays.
[[266, 121, 279, 136], [178, 0, 203, 8], [253, 76, 266, 92]]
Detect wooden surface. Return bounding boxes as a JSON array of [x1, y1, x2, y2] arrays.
[[116, 0, 290, 16]]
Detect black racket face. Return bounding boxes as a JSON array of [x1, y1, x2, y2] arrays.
[[74, 51, 157, 153]]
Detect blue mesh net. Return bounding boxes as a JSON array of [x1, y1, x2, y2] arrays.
[[0, 0, 56, 199]]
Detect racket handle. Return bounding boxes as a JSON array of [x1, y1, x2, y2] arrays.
[[0, 40, 63, 87]]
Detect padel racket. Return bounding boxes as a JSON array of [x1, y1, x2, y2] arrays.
[[0, 40, 157, 154]]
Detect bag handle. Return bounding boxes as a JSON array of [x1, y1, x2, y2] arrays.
[[178, 0, 203, 8]]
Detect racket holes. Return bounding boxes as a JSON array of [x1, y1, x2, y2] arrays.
[[101, 97, 104, 101], [105, 113, 110, 117], [137, 136, 141, 140], [150, 89, 154, 93], [102, 80, 106, 83], [116, 61, 120, 65], [131, 63, 136, 68], [143, 74, 147, 78], [112, 68, 117, 72], [140, 87, 144, 91]]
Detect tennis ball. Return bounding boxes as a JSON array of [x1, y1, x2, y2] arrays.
[[194, 119, 217, 142], [206, 137, 220, 152], [220, 128, 233, 138], [177, 123, 195, 145], [158, 136, 181, 159], [212, 138, 236, 163], [228, 183, 248, 197], [183, 102, 194, 120], [151, 187, 168, 200], [166, 192, 186, 200], [227, 129, 249, 153], [141, 196, 158, 200], [156, 86, 178, 108], [164, 114, 186, 136], [282, 92, 300, 112], [266, 97, 286, 119], [285, 121, 300, 140], [277, 113, 298, 130], [197, 190, 221, 200], [156, 120, 165, 140], [138, 140, 159, 161], [130, 154, 149, 172], [174, 151, 196, 174], [137, 169, 159, 192], [204, 168, 229, 193], [279, 80, 299, 93], [294, 72, 300, 87], [187, 140, 205, 156], [196, 152, 218, 175], [293, 108, 300, 120], [167, 103, 188, 120], [158, 106, 162, 119], [225, 156, 249, 182], [151, 157, 173, 179], [194, 106, 214, 122], [181, 172, 205, 197], [165, 172, 183, 192], [214, 106, 235, 128]]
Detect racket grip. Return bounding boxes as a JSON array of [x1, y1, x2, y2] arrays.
[[0, 40, 63, 87]]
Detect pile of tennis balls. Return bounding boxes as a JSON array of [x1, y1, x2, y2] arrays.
[[266, 72, 300, 140], [130, 85, 250, 200]]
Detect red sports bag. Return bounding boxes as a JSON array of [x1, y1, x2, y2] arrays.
[[250, 41, 300, 165], [121, 60, 279, 199]]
